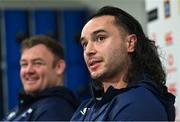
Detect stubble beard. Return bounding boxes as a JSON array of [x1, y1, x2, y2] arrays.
[[90, 61, 124, 83], [90, 51, 128, 84]]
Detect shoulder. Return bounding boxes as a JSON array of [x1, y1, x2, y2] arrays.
[[109, 85, 167, 120], [36, 95, 73, 107], [34, 95, 76, 111], [30, 96, 77, 121], [117, 86, 156, 101], [114, 86, 164, 109]]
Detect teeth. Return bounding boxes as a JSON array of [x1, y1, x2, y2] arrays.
[[26, 76, 37, 81], [89, 60, 101, 66], [28, 78, 35, 81], [89, 61, 95, 66]]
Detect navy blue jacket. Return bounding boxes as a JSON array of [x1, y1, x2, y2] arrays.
[[4, 86, 79, 121], [71, 74, 175, 121]]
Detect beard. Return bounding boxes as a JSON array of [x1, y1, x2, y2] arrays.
[[91, 60, 127, 83], [91, 50, 129, 84]]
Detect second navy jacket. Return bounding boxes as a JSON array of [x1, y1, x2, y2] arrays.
[[4, 86, 80, 121]]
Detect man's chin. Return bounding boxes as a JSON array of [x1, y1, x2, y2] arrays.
[[91, 75, 104, 82], [91, 74, 100, 80], [24, 88, 37, 95], [91, 71, 101, 77]]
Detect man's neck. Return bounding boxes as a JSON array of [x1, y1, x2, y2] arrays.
[[102, 75, 128, 92]]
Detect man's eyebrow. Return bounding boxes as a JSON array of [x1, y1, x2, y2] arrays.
[[92, 29, 107, 35], [80, 29, 107, 42], [80, 37, 85, 43], [34, 58, 43, 61], [20, 58, 43, 63], [20, 59, 26, 63]]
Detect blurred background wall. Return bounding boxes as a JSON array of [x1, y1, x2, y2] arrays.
[[0, 0, 179, 120]]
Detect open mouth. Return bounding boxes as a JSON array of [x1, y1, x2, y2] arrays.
[[25, 76, 38, 84], [88, 59, 102, 70]]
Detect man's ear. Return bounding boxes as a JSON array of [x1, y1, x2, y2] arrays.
[[56, 59, 65, 75], [126, 34, 137, 53]]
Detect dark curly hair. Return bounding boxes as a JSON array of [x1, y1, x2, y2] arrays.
[[91, 6, 166, 88]]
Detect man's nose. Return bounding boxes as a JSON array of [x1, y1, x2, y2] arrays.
[[26, 64, 35, 73], [85, 41, 96, 56]]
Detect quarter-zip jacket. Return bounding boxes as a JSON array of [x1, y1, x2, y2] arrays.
[[71, 74, 175, 121], [4, 86, 80, 121]]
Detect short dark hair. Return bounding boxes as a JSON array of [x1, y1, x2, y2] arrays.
[[21, 35, 64, 60], [91, 6, 166, 88]]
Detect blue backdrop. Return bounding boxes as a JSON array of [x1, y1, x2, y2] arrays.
[[4, 10, 29, 111], [61, 9, 91, 100]]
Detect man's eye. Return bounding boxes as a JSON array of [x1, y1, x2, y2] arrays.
[[20, 63, 27, 67], [34, 62, 43, 65], [81, 42, 87, 49], [97, 36, 105, 42]]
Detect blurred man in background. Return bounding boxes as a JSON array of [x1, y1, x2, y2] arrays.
[[4, 35, 79, 121], [71, 6, 175, 121]]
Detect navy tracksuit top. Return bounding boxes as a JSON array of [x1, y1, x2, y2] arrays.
[[71, 74, 175, 121]]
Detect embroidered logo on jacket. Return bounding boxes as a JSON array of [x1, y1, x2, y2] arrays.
[[21, 108, 33, 117], [7, 111, 16, 120], [80, 107, 90, 115]]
